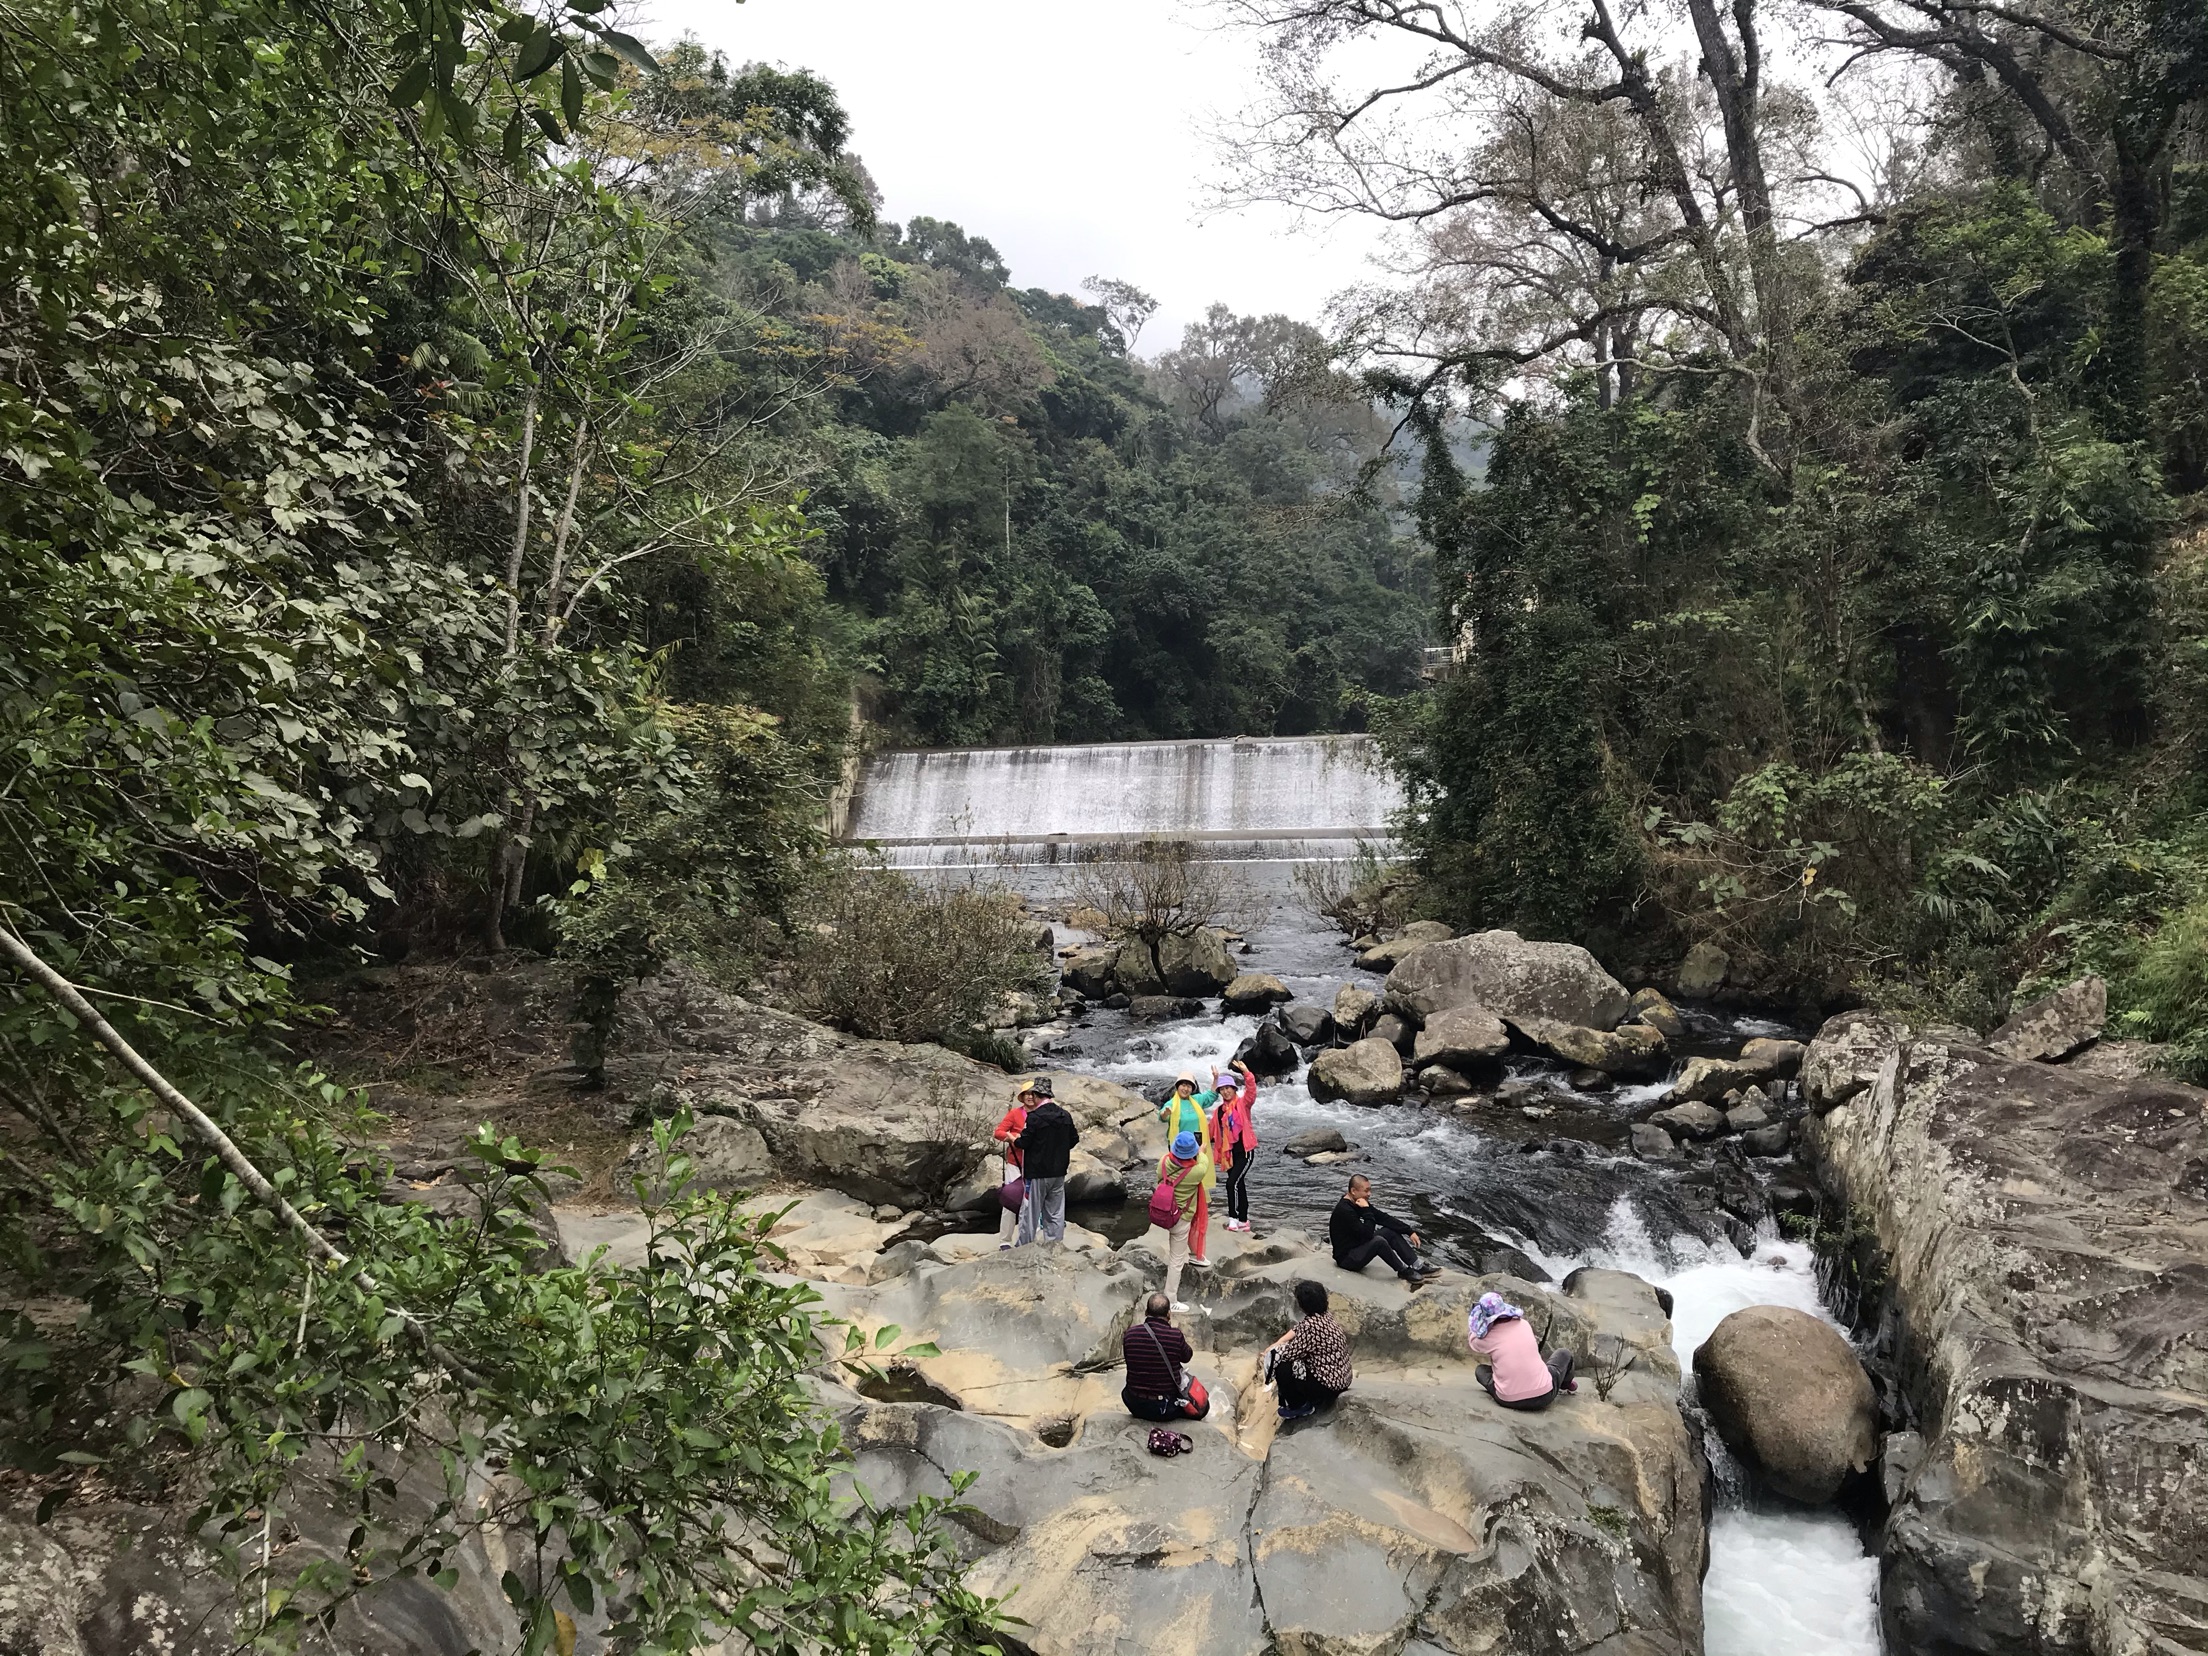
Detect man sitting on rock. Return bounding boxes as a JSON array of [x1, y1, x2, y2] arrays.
[[1468, 1291, 1577, 1411], [1329, 1174, 1440, 1284], [1121, 1292, 1208, 1421], [1013, 1077, 1079, 1246], [1265, 1280, 1353, 1421]]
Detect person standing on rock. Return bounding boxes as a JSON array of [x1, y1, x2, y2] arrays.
[[1158, 1073, 1216, 1266], [1013, 1077, 1079, 1246], [1153, 1129, 1212, 1310], [1468, 1292, 1576, 1410], [992, 1078, 1039, 1248], [1121, 1292, 1210, 1421], [1265, 1279, 1353, 1421], [1210, 1060, 1258, 1233], [1329, 1174, 1439, 1284]]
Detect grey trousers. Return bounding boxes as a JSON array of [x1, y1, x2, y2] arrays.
[[1017, 1175, 1067, 1243]]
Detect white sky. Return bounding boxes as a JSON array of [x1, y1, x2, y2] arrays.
[[636, 0, 1389, 349]]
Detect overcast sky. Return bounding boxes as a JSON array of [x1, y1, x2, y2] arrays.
[[637, 0, 1389, 351]]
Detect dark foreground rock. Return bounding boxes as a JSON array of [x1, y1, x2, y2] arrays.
[[1802, 1017, 2208, 1656]]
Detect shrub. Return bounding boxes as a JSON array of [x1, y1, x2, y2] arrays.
[[784, 861, 1048, 1045]]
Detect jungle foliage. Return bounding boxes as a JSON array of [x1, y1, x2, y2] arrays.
[[0, 0, 1035, 1646], [1228, 0, 2208, 1050]]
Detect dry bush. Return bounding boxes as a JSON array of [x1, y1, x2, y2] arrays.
[[1292, 840, 1415, 936], [784, 860, 1049, 1046], [1071, 838, 1238, 947]]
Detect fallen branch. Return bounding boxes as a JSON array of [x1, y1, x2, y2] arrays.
[[0, 926, 470, 1376]]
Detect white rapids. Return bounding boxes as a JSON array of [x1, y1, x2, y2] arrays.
[[1519, 1199, 1884, 1656]]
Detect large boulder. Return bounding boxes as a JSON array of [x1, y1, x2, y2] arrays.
[[1648, 1100, 1726, 1140], [1988, 975, 2106, 1063], [1512, 1014, 1667, 1077], [603, 973, 1004, 1209], [1800, 1020, 2208, 1656], [1411, 1003, 1511, 1070], [1693, 1305, 1877, 1504], [1332, 984, 1381, 1037], [1237, 1021, 1301, 1077], [1386, 930, 1629, 1031], [1666, 1038, 1802, 1103], [1220, 971, 1292, 1012], [1307, 1037, 1405, 1106], [1628, 987, 1686, 1040], [1798, 1009, 1977, 1113], [1275, 1004, 1335, 1047], [0, 1518, 86, 1656], [1738, 1036, 1806, 1077], [1369, 1011, 1415, 1052], [1676, 941, 1729, 998], [1159, 928, 1237, 996], [1112, 939, 1167, 996], [2062, 1039, 2170, 1082], [1353, 921, 1452, 971], [1060, 946, 1119, 998]]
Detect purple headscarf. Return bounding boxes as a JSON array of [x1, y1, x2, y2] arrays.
[[1468, 1291, 1524, 1341]]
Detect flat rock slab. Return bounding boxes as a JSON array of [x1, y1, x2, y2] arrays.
[[1987, 974, 2106, 1063], [833, 1241, 1704, 1656]]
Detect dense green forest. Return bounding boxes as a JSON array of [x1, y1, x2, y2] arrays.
[[1223, 0, 2208, 1058]]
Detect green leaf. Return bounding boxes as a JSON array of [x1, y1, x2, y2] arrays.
[[532, 108, 566, 145], [596, 29, 658, 72], [515, 25, 562, 81], [561, 57, 585, 126], [390, 60, 433, 109], [873, 1323, 901, 1350]]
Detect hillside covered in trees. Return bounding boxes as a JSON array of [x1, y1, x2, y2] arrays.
[[1220, 0, 2208, 1058]]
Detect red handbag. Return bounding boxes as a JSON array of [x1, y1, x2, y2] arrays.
[[1180, 1374, 1209, 1417], [1148, 1160, 1190, 1229]]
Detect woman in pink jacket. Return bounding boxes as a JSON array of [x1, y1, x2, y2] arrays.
[[1210, 1059, 1259, 1232], [1467, 1292, 1577, 1410]]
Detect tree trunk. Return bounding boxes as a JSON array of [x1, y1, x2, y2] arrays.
[[1685, 0, 1798, 437], [502, 384, 539, 657]]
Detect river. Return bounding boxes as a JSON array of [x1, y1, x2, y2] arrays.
[[850, 738, 1885, 1654], [1049, 903, 1881, 1655]]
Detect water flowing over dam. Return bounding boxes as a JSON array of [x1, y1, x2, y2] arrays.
[[843, 734, 1403, 867]]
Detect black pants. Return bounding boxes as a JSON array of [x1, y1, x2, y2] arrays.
[[1475, 1350, 1576, 1411], [1124, 1385, 1207, 1422], [1223, 1144, 1251, 1222], [1275, 1361, 1344, 1413], [1335, 1232, 1419, 1279]]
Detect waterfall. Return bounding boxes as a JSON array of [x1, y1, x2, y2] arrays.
[[843, 734, 1403, 867]]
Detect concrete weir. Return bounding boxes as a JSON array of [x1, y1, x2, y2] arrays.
[[842, 734, 1404, 866]]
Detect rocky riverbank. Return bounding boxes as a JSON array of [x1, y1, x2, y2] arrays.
[[1799, 1007, 2208, 1656]]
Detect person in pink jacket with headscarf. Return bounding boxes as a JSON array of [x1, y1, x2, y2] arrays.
[[1467, 1292, 1577, 1410]]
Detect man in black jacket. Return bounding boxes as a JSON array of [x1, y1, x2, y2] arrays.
[[1330, 1174, 1439, 1282], [1012, 1077, 1079, 1245]]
